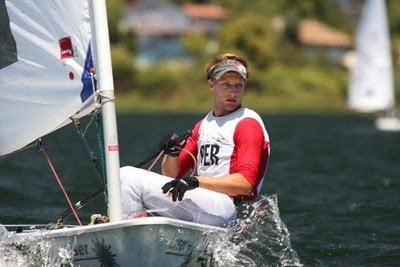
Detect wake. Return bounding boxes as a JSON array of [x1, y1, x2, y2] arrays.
[[212, 194, 303, 266]]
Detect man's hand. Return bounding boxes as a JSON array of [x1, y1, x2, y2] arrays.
[[159, 133, 181, 157], [162, 176, 199, 201]]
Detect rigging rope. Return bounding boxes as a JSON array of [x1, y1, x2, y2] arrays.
[[71, 68, 108, 202], [176, 146, 197, 177], [95, 113, 107, 189], [96, 90, 115, 104], [37, 139, 83, 226], [146, 150, 164, 171], [57, 149, 163, 221], [54, 68, 108, 223], [90, 69, 107, 197], [72, 118, 104, 183]]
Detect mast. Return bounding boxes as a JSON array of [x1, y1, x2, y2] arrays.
[[90, 0, 122, 221]]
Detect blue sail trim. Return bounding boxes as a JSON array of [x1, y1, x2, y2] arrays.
[[80, 43, 97, 102]]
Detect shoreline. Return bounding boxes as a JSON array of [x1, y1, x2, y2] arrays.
[[115, 91, 363, 115]]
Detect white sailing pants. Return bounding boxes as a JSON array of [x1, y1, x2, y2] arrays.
[[120, 166, 236, 227]]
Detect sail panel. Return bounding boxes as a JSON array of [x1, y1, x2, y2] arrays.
[[348, 0, 394, 112], [0, 0, 95, 156]]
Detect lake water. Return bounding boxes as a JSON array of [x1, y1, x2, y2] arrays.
[[0, 114, 399, 266]]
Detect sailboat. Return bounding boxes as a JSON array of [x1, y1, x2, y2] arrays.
[[348, 0, 400, 131], [0, 0, 224, 265]]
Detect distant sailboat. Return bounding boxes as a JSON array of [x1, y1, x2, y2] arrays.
[[348, 0, 400, 131]]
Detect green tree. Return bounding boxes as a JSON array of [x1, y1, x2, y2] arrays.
[[278, 0, 348, 26], [277, 0, 351, 43], [181, 31, 207, 62], [106, 0, 138, 93], [111, 45, 136, 92], [215, 0, 281, 17], [169, 0, 209, 4], [388, 0, 400, 39], [106, 0, 124, 43], [217, 13, 279, 69]]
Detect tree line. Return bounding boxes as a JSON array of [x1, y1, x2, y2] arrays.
[[106, 0, 400, 112]]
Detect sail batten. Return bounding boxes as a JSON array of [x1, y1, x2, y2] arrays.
[[348, 0, 394, 112], [0, 0, 95, 156]]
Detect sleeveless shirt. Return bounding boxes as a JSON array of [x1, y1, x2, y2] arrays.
[[178, 107, 270, 197]]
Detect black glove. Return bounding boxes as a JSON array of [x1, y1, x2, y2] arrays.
[[159, 133, 181, 157], [162, 176, 199, 201]]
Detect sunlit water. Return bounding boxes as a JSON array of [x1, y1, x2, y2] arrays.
[[0, 114, 399, 266], [0, 226, 62, 266], [214, 195, 302, 266]]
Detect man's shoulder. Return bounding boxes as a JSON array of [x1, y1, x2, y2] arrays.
[[241, 108, 265, 127], [237, 109, 269, 141], [236, 117, 263, 131], [191, 119, 203, 135], [243, 107, 262, 119]]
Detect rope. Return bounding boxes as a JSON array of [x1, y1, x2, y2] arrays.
[[58, 187, 104, 221], [56, 147, 162, 221], [88, 69, 107, 198], [38, 140, 83, 225], [95, 113, 107, 193], [96, 90, 115, 104], [176, 146, 198, 177], [147, 150, 164, 171], [72, 118, 104, 183]]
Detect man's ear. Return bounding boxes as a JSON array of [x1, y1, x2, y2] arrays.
[[208, 79, 214, 92]]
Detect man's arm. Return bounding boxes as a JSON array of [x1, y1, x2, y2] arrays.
[[161, 172, 253, 202], [161, 120, 201, 178], [161, 156, 180, 178], [197, 173, 253, 196]]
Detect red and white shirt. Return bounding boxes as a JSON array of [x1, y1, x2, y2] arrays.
[[177, 107, 270, 199]]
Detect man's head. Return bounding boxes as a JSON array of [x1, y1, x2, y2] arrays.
[[206, 53, 248, 81], [206, 53, 249, 116]]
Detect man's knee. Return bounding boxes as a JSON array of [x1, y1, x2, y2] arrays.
[[120, 166, 138, 184], [120, 166, 149, 189]]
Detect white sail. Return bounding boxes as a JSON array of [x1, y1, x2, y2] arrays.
[[348, 0, 394, 112], [0, 0, 95, 156]]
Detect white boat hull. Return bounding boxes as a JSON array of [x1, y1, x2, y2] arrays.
[[375, 116, 400, 131], [1, 217, 225, 266]]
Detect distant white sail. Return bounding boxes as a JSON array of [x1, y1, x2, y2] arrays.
[[0, 0, 96, 156], [348, 0, 394, 112]]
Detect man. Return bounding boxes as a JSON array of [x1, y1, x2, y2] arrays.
[[120, 53, 270, 227]]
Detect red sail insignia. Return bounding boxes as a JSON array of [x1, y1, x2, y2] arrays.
[[59, 37, 74, 59]]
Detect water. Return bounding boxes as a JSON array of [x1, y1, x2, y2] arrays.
[[0, 114, 399, 266]]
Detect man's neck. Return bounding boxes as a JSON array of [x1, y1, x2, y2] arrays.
[[213, 105, 242, 117]]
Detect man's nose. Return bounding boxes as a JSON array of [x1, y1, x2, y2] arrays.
[[227, 86, 240, 94]]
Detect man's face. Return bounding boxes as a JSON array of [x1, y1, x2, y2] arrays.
[[208, 71, 245, 116]]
